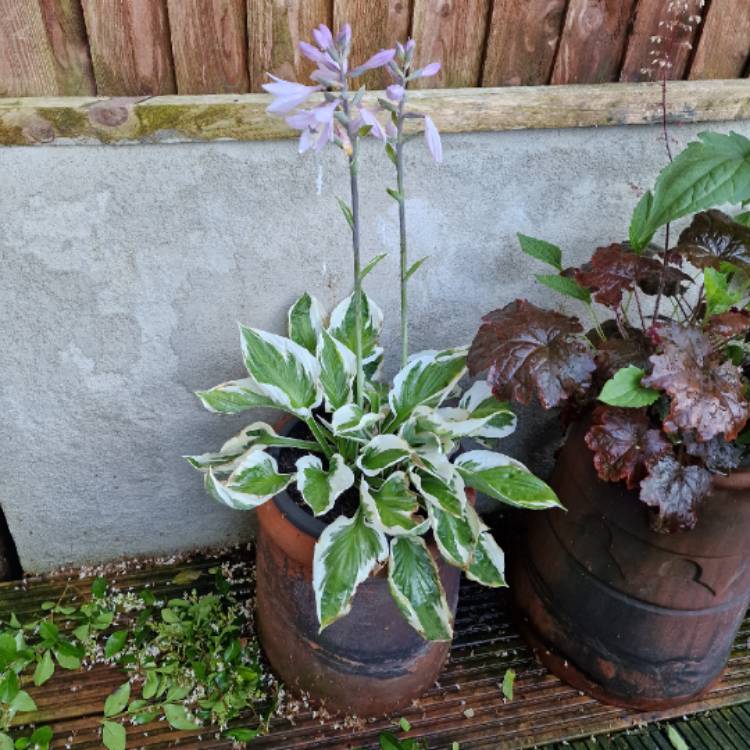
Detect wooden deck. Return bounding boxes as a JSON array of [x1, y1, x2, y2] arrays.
[[3, 548, 750, 749]]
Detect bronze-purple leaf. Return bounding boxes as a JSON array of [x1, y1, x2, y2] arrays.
[[468, 300, 596, 409], [639, 456, 711, 533], [705, 309, 750, 340], [684, 434, 743, 474], [585, 405, 672, 489], [678, 210, 750, 273], [574, 243, 663, 308], [643, 323, 749, 442], [594, 329, 653, 380]]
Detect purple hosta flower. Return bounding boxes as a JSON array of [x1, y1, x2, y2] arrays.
[[263, 75, 321, 114], [312, 24, 334, 51], [336, 23, 352, 48], [354, 48, 396, 76], [423, 115, 442, 163], [359, 108, 386, 141], [413, 61, 441, 80], [386, 84, 405, 102], [286, 98, 340, 153]]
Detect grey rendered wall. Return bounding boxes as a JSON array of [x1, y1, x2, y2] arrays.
[[2, 121, 748, 572]]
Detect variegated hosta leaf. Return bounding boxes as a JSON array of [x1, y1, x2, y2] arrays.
[[361, 474, 428, 536], [363, 347, 385, 380], [427, 501, 482, 569], [318, 330, 356, 411], [357, 435, 412, 477], [455, 450, 562, 510], [388, 348, 468, 426], [328, 292, 384, 366], [456, 381, 518, 439], [295, 454, 354, 516], [410, 469, 467, 518], [185, 422, 318, 474], [388, 536, 453, 642], [196, 378, 276, 414], [331, 404, 382, 443], [399, 420, 456, 483], [466, 531, 507, 588], [313, 508, 388, 630], [205, 450, 293, 510], [288, 292, 324, 354], [400, 417, 456, 457], [239, 325, 322, 418]]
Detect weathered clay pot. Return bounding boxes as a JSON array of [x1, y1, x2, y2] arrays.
[[511, 418, 750, 710], [255, 480, 462, 716]]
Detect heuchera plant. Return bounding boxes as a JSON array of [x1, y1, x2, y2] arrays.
[[469, 131, 750, 534], [187, 24, 561, 642]]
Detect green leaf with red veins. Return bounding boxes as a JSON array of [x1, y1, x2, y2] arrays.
[[585, 405, 672, 489], [574, 244, 663, 308], [678, 210, 750, 274], [468, 300, 596, 409], [639, 456, 712, 533], [643, 323, 749, 441]]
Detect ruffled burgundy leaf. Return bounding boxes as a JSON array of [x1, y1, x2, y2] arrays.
[[594, 329, 653, 380], [678, 210, 750, 273], [468, 300, 596, 409], [642, 323, 749, 441], [585, 405, 672, 489], [639, 456, 711, 533], [636, 262, 691, 297], [705, 309, 750, 340], [684, 433, 743, 474], [574, 244, 663, 308]]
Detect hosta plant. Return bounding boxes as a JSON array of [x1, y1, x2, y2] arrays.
[[187, 24, 561, 642], [469, 131, 750, 534]]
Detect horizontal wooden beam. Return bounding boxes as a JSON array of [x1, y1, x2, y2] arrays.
[[1, 79, 749, 146]]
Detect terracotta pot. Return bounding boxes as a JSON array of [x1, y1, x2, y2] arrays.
[[255, 475, 463, 716], [510, 418, 750, 710]]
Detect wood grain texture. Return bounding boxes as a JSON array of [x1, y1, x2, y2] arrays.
[[620, 0, 704, 82], [2, 80, 749, 146], [247, 0, 333, 92], [411, 0, 492, 88], [0, 0, 58, 96], [333, 0, 411, 89], [551, 0, 638, 84], [482, 0, 567, 86], [167, 0, 249, 94], [38, 0, 95, 94], [81, 0, 176, 95], [690, 0, 750, 80]]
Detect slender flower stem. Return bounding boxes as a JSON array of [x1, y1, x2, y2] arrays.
[[395, 95, 409, 367], [341, 82, 365, 408]]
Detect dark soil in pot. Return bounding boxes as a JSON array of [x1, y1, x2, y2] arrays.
[[255, 418, 462, 717], [510, 417, 750, 710]]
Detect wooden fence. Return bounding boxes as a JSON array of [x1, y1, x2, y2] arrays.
[[1, 0, 749, 99]]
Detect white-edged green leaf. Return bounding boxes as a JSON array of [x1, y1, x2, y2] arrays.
[[361, 474, 428, 536], [288, 292, 324, 354], [102, 721, 126, 750], [328, 292, 384, 361], [598, 365, 660, 408], [330, 403, 382, 442], [517, 233, 562, 270], [399, 421, 456, 480], [205, 450, 292, 510], [296, 454, 354, 516], [388, 348, 468, 426], [357, 435, 412, 476], [318, 330, 357, 411], [458, 381, 518, 438], [363, 346, 385, 380], [239, 325, 322, 418], [388, 536, 453, 641], [410, 469, 467, 517], [195, 377, 276, 414], [455, 450, 563, 510], [427, 501, 481, 569], [313, 508, 388, 630], [466, 530, 507, 588]]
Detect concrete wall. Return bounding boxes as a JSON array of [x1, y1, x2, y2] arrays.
[[3, 121, 749, 572]]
